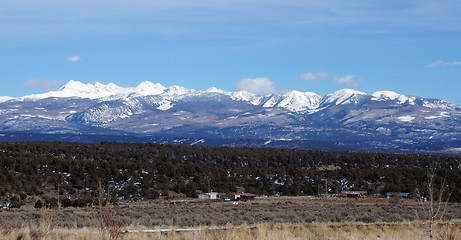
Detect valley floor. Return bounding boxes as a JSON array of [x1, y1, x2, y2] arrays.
[[1, 196, 461, 239]]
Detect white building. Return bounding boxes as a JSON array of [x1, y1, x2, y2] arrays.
[[198, 192, 220, 199]]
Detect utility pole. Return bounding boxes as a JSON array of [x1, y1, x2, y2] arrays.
[[57, 181, 60, 209], [325, 179, 328, 195], [98, 179, 103, 207]]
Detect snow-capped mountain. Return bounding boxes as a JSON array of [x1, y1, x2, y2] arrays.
[[1, 80, 460, 154], [320, 89, 369, 106]]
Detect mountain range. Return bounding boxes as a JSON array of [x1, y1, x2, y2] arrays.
[[1, 80, 460, 155]]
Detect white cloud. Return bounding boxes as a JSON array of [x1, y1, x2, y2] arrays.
[[426, 60, 461, 67], [235, 77, 276, 95], [334, 75, 366, 87], [67, 56, 81, 62], [315, 71, 329, 79], [298, 71, 330, 81], [22, 79, 65, 91]]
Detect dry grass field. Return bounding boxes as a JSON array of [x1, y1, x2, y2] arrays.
[[1, 221, 460, 240], [1, 197, 460, 239]]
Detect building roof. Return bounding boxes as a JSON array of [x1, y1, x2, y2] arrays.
[[386, 192, 409, 197], [341, 191, 367, 195], [232, 193, 257, 197]]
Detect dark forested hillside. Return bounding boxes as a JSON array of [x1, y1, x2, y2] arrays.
[[1, 141, 460, 202]]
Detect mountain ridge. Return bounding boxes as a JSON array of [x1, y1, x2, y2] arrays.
[[2, 80, 458, 112], [1, 80, 460, 154]]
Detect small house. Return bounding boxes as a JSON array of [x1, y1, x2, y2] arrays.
[[198, 192, 220, 200], [231, 193, 257, 201]]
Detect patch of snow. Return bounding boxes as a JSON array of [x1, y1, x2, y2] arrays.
[[376, 127, 391, 135], [424, 112, 449, 119], [156, 100, 173, 111], [274, 179, 285, 185], [398, 115, 415, 122], [408, 97, 417, 105], [190, 139, 205, 145]]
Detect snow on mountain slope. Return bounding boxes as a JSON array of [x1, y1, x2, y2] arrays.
[[163, 85, 195, 96], [272, 91, 321, 112], [69, 98, 146, 125], [422, 99, 458, 110], [230, 91, 263, 105], [3, 80, 460, 114], [18, 80, 130, 101], [16, 80, 181, 101], [371, 91, 409, 104], [133, 81, 166, 96], [1, 80, 460, 154], [320, 89, 369, 106], [371, 91, 459, 110], [206, 87, 225, 94], [0, 96, 13, 103]]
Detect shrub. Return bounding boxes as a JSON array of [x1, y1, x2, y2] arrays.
[[9, 201, 21, 208], [73, 198, 87, 208], [45, 198, 58, 209], [389, 195, 401, 204], [109, 198, 119, 206], [61, 198, 73, 208], [99, 210, 126, 240], [34, 199, 43, 209], [20, 192, 27, 200]]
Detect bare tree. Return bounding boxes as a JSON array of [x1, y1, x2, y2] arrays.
[[414, 169, 450, 240]]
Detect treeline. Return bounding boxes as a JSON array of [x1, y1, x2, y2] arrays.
[[0, 141, 460, 202]]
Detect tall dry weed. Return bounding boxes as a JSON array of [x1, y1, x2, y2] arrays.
[[98, 209, 127, 240], [437, 224, 461, 240]]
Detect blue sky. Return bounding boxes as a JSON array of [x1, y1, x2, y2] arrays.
[[1, 0, 461, 104]]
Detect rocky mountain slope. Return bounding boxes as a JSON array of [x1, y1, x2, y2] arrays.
[[1, 80, 460, 154]]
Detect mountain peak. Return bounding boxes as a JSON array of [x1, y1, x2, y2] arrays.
[[371, 90, 409, 104], [275, 90, 322, 112], [321, 89, 368, 105], [58, 80, 87, 91], [20, 80, 127, 100], [333, 88, 367, 96], [164, 85, 194, 95], [135, 81, 166, 96], [206, 87, 225, 93]]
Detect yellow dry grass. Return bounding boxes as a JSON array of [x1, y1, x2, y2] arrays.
[[0, 221, 460, 240]]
